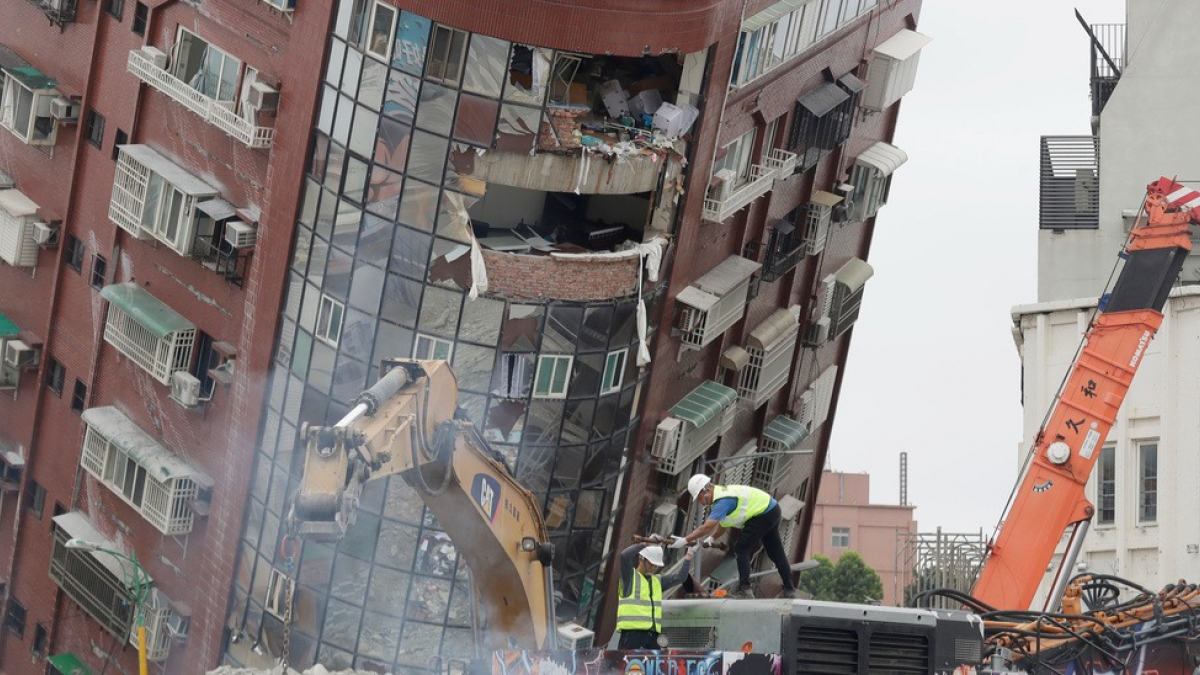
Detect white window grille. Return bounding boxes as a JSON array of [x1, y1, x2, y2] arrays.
[[848, 142, 908, 221], [753, 415, 808, 492], [804, 191, 842, 255], [736, 308, 800, 409], [414, 334, 452, 361], [861, 29, 932, 112], [533, 355, 573, 399], [137, 589, 184, 662], [315, 294, 345, 346], [0, 67, 58, 145], [80, 406, 206, 536], [0, 188, 42, 268], [601, 348, 627, 394], [809, 258, 874, 342], [731, 0, 877, 87], [797, 365, 838, 432], [677, 255, 762, 353], [100, 283, 196, 385], [832, 526, 850, 548], [109, 145, 219, 255]]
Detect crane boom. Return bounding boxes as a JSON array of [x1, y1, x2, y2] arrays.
[[973, 178, 1199, 610], [290, 359, 554, 650]]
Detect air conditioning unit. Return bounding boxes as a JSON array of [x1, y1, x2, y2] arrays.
[[557, 622, 595, 650], [246, 81, 280, 111], [263, 0, 297, 11], [140, 45, 169, 69], [804, 317, 831, 347], [224, 221, 257, 249], [166, 611, 191, 640], [32, 222, 58, 246], [4, 340, 38, 370], [649, 501, 679, 539], [49, 97, 78, 121], [170, 371, 202, 407], [676, 306, 700, 333], [651, 417, 683, 465], [711, 169, 736, 201]]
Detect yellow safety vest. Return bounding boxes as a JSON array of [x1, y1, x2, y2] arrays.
[[713, 485, 772, 528], [616, 571, 663, 632]]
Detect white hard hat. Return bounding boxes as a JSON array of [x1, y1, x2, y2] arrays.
[[640, 545, 665, 567], [687, 474, 711, 499]]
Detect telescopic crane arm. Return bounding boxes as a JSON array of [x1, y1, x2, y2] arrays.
[[973, 178, 1200, 611], [289, 359, 555, 650]]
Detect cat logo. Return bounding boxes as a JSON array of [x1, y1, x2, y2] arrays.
[[472, 473, 501, 523], [1033, 480, 1054, 493]]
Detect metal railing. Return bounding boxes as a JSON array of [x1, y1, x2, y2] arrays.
[[190, 235, 249, 287], [127, 49, 274, 149]]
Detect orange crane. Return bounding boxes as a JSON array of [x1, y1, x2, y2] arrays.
[[973, 177, 1200, 612]]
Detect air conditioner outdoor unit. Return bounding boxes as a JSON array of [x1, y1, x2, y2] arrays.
[[557, 622, 595, 650], [49, 97, 78, 121], [4, 340, 38, 370], [649, 501, 679, 539], [712, 169, 736, 201], [804, 317, 831, 346], [676, 306, 700, 333], [263, 0, 297, 11], [32, 222, 58, 246], [246, 81, 280, 111], [224, 220, 257, 249], [651, 418, 683, 469], [140, 45, 169, 69], [170, 371, 202, 407]]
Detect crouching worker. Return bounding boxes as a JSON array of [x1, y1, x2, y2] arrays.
[[616, 543, 695, 649]]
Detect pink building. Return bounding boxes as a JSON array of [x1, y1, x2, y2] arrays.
[[808, 471, 916, 606]]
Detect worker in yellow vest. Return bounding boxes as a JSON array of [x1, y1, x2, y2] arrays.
[[671, 474, 797, 599], [615, 543, 694, 648]]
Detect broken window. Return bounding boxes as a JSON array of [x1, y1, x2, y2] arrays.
[[172, 28, 240, 102]]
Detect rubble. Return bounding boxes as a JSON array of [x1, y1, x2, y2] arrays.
[[207, 666, 382, 675]]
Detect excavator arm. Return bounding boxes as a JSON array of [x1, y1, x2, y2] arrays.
[[290, 359, 555, 650], [973, 178, 1199, 611]]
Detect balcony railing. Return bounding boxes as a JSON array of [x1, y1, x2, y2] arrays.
[[30, 0, 77, 25], [127, 49, 274, 149], [703, 149, 797, 223]]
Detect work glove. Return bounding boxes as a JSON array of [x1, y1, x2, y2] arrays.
[[702, 536, 715, 547], [668, 535, 689, 549]]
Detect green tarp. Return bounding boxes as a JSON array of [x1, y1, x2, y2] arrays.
[[48, 653, 92, 675]]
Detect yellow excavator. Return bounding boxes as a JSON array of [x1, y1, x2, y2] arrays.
[[289, 358, 556, 651]]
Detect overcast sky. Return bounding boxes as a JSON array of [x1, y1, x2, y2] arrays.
[[830, 0, 1127, 534]]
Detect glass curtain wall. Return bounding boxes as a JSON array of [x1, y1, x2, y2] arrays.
[[223, 3, 652, 672]]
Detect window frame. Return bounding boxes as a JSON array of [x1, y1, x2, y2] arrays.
[[714, 128, 757, 186], [414, 333, 453, 361], [85, 109, 106, 149], [533, 354, 573, 399], [65, 234, 85, 272], [70, 379, 87, 413], [600, 348, 627, 395], [90, 253, 108, 290], [25, 481, 45, 518], [131, 2, 148, 36], [315, 294, 345, 346], [831, 526, 850, 548], [44, 357, 65, 397], [365, 0, 398, 60], [1137, 441, 1157, 524], [172, 28, 241, 103], [425, 24, 469, 85], [1096, 443, 1115, 526], [104, 0, 124, 19]]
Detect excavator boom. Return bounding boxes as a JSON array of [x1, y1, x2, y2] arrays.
[[973, 178, 1198, 610], [291, 359, 554, 650]]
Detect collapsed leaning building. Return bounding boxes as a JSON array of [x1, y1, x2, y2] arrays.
[[0, 0, 928, 672]]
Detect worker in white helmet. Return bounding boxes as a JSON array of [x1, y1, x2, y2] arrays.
[[615, 542, 695, 649], [671, 474, 797, 599]]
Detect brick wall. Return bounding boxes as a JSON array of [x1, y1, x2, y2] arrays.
[[482, 250, 643, 301]]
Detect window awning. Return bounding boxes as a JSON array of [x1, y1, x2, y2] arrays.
[[52, 511, 153, 586], [748, 308, 799, 351], [119, 145, 218, 198], [742, 0, 809, 32], [721, 346, 750, 372], [48, 653, 93, 675], [0, 310, 18, 338], [837, 72, 865, 94], [834, 257, 874, 292], [873, 28, 932, 61], [100, 283, 195, 339], [797, 82, 849, 118], [0, 188, 39, 218], [777, 494, 804, 520], [763, 415, 809, 450], [671, 380, 737, 428], [855, 141, 908, 177], [770, 218, 795, 235], [81, 406, 208, 483], [693, 255, 761, 296], [195, 198, 238, 221], [3, 66, 56, 91]]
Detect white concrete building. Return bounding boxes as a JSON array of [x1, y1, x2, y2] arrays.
[[1015, 0, 1200, 604]]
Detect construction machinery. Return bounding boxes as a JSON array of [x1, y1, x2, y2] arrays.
[[289, 358, 556, 652], [911, 177, 1200, 673]]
